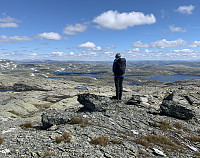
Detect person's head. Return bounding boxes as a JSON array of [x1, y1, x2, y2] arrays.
[[115, 53, 121, 58]]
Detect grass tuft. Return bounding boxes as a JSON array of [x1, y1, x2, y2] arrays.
[[55, 131, 71, 144], [70, 117, 83, 124], [174, 122, 182, 129], [185, 136, 200, 142], [152, 120, 171, 131], [62, 131, 71, 142], [70, 117, 91, 127], [90, 136, 109, 146], [20, 122, 33, 128], [135, 134, 180, 151], [0, 136, 4, 144], [55, 136, 63, 144], [110, 139, 123, 144]]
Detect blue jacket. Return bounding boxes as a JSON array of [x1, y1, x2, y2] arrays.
[[113, 58, 126, 77]]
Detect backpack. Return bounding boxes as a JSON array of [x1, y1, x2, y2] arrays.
[[114, 58, 126, 76]]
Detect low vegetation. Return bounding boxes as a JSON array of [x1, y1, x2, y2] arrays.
[[69, 117, 91, 127], [0, 136, 4, 144], [55, 131, 71, 144], [184, 136, 200, 142], [152, 120, 171, 131], [90, 136, 109, 146], [134, 134, 181, 151], [20, 122, 33, 128]]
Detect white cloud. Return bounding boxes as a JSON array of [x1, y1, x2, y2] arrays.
[[37, 32, 62, 40], [105, 45, 115, 49], [93, 10, 156, 30], [69, 52, 75, 55], [63, 23, 87, 35], [0, 35, 32, 43], [78, 41, 102, 51], [176, 5, 195, 15], [169, 25, 186, 32], [30, 53, 37, 56], [133, 40, 149, 48], [174, 49, 194, 53], [133, 39, 187, 49], [150, 39, 187, 48], [189, 41, 200, 47], [50, 52, 66, 56], [0, 14, 20, 28], [0, 22, 18, 28]]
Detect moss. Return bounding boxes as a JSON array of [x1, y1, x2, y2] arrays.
[[90, 136, 109, 146]]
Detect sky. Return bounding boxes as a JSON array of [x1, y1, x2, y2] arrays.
[[0, 0, 200, 61]]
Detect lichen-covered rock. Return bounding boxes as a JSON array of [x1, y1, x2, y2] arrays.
[[160, 100, 195, 120]]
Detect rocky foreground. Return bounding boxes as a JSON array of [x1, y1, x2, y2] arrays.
[[0, 75, 200, 158]]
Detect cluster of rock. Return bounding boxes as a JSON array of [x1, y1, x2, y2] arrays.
[[0, 75, 200, 157]]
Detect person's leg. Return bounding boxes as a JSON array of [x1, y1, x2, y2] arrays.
[[114, 77, 120, 100], [119, 77, 124, 100]]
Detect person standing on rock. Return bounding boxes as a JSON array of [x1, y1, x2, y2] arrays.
[[112, 53, 126, 101]]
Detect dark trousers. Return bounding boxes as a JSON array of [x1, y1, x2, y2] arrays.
[[114, 77, 124, 100]]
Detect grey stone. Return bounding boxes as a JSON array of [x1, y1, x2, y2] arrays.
[[41, 112, 72, 129], [77, 93, 112, 111], [160, 100, 195, 120]]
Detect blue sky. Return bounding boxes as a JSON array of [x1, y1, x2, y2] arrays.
[[0, 0, 200, 61]]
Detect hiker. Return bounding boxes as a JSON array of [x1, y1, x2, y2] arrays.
[[112, 53, 126, 100]]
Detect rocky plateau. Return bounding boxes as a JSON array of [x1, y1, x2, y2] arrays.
[[0, 60, 200, 157]]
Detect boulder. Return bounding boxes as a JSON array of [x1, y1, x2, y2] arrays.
[[77, 93, 111, 111], [41, 112, 72, 129], [160, 100, 195, 120]]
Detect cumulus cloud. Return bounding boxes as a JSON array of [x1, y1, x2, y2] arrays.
[[49, 52, 66, 56], [150, 39, 187, 48], [189, 41, 200, 48], [63, 23, 87, 35], [0, 35, 32, 43], [174, 49, 194, 53], [0, 13, 20, 28], [69, 52, 75, 55], [37, 32, 62, 40], [93, 10, 156, 30], [169, 25, 186, 32], [133, 39, 187, 49], [133, 41, 149, 48], [78, 41, 102, 51], [176, 5, 195, 14]]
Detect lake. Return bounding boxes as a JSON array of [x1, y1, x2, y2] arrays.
[[149, 74, 200, 82]]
